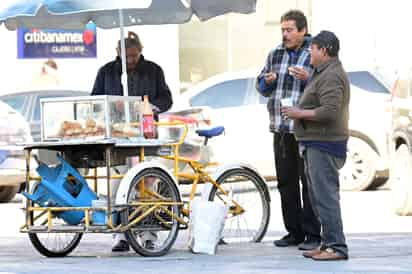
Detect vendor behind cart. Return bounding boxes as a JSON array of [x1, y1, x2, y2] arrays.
[[91, 31, 173, 116], [91, 31, 173, 252]]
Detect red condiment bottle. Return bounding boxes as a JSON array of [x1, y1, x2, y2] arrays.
[[142, 95, 156, 139]]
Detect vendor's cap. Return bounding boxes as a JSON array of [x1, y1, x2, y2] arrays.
[[118, 31, 143, 50], [312, 30, 340, 57]]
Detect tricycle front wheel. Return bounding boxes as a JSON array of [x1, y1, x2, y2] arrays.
[[29, 227, 82, 257], [27, 183, 83, 257]]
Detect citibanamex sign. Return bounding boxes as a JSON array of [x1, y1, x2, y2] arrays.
[[18, 22, 97, 59]]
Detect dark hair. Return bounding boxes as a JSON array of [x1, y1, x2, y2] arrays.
[[281, 10, 307, 33], [117, 31, 143, 51], [312, 30, 340, 57], [44, 59, 58, 70]]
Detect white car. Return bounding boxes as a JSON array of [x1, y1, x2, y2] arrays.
[[177, 70, 392, 191], [389, 74, 412, 215], [0, 101, 36, 202]]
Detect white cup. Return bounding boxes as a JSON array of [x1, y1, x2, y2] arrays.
[[288, 65, 304, 77], [280, 97, 293, 107], [288, 66, 296, 76]]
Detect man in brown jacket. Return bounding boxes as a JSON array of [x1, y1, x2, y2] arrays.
[[281, 30, 350, 261]]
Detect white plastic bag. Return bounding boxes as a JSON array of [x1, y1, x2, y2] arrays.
[[188, 184, 229, 255]]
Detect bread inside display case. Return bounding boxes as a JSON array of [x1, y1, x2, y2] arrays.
[[41, 95, 144, 141]]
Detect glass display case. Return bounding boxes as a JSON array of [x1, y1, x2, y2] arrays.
[[40, 95, 144, 141]]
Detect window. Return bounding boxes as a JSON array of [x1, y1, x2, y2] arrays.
[[34, 95, 71, 121], [190, 79, 249, 109], [258, 94, 269, 104], [397, 79, 409, 99], [347, 71, 389, 94], [34, 95, 51, 122], [33, 92, 87, 121], [1, 96, 25, 114], [409, 73, 412, 98]]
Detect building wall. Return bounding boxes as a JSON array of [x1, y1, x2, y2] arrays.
[[179, 0, 310, 91], [0, 25, 180, 97], [179, 0, 412, 91], [311, 0, 412, 81]]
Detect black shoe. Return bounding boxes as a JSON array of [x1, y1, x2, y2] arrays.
[[112, 240, 130, 252], [273, 234, 303, 247], [298, 237, 321, 251], [144, 240, 155, 250], [218, 238, 228, 245]]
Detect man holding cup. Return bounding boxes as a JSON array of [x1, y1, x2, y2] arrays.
[[256, 10, 321, 250], [281, 31, 350, 261]]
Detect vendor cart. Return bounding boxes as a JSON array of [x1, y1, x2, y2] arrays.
[[21, 95, 271, 258], [21, 131, 189, 257], [20, 95, 189, 257]]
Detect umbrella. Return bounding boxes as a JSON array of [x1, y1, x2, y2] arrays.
[[0, 0, 257, 96], [0, 0, 257, 30]]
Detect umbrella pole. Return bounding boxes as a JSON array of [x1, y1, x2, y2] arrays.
[[119, 9, 131, 123], [119, 9, 128, 97]]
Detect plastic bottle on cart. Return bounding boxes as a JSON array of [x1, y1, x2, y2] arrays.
[[142, 95, 156, 139], [134, 97, 143, 137]]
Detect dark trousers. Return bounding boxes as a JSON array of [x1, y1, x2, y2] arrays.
[[273, 132, 320, 240]]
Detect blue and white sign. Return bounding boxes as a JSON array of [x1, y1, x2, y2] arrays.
[[17, 22, 97, 59]]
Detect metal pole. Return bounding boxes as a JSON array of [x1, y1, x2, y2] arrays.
[[25, 149, 32, 227], [118, 9, 131, 123], [106, 146, 112, 227], [119, 9, 129, 97]]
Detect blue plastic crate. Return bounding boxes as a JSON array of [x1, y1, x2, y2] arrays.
[[24, 156, 97, 225]]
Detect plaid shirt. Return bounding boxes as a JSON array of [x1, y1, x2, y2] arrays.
[[256, 36, 312, 133]]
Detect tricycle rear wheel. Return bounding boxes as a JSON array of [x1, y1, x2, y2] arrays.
[[122, 168, 181, 257], [208, 167, 271, 243]]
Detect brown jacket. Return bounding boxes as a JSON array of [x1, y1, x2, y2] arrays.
[[294, 58, 350, 141]]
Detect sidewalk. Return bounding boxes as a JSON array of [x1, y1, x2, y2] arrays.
[[2, 191, 412, 274], [1, 232, 412, 274]]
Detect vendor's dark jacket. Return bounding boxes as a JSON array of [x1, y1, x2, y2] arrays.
[[294, 58, 350, 141], [91, 55, 172, 113]]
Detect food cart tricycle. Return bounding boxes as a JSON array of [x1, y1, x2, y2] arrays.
[[20, 95, 271, 257]]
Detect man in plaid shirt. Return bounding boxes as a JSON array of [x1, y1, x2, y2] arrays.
[[256, 10, 320, 250]]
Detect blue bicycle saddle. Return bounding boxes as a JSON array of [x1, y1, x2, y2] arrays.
[[195, 126, 225, 138]]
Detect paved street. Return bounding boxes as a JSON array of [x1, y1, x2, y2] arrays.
[[1, 188, 412, 274]]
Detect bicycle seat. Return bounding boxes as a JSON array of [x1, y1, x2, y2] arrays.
[[195, 126, 225, 138]]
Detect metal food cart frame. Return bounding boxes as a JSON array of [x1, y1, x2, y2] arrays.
[[20, 120, 272, 258]]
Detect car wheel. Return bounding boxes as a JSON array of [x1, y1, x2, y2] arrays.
[[339, 136, 377, 191], [391, 144, 412, 215], [0, 185, 20, 203]]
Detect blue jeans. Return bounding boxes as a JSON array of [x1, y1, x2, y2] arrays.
[[303, 146, 348, 257]]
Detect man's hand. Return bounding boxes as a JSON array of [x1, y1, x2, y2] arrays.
[[281, 106, 316, 120], [280, 106, 302, 120], [288, 66, 309, 81], [264, 72, 277, 85]]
